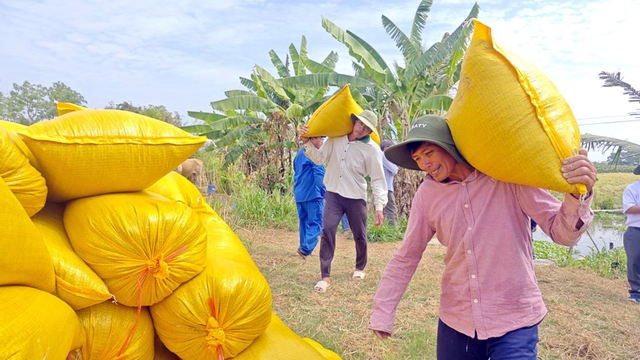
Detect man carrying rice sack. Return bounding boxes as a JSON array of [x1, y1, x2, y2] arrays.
[[368, 115, 596, 359], [298, 109, 387, 293]]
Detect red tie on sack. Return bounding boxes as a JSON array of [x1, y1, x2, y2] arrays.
[[117, 246, 187, 358]]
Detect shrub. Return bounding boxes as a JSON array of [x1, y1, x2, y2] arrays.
[[533, 240, 627, 279]]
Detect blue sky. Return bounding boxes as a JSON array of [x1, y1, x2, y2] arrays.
[[1, 0, 639, 160]]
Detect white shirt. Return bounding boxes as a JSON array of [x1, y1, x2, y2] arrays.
[[304, 135, 387, 211], [623, 180, 640, 227]]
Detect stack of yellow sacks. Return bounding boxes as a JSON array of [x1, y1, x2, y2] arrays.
[[0, 106, 341, 359]]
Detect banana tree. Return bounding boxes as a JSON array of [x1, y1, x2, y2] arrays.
[[582, 134, 640, 165], [321, 0, 479, 216], [182, 37, 365, 191], [580, 71, 640, 165]]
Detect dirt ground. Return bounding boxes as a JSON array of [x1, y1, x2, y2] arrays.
[[237, 226, 640, 360]]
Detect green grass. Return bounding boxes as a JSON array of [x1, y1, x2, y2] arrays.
[[533, 240, 628, 279]]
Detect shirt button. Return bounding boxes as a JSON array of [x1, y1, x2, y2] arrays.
[[461, 182, 466, 186], [467, 250, 471, 254], [471, 274, 476, 279], [473, 299, 478, 303], [464, 204, 469, 208], [467, 227, 472, 231]]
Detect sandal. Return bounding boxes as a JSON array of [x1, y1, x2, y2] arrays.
[[352, 270, 365, 280], [314, 280, 329, 292], [297, 249, 307, 259]]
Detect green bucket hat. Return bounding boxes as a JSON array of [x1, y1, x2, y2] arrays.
[[350, 110, 378, 132], [384, 115, 470, 171]]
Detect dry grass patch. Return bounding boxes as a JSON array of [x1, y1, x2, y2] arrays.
[[238, 227, 640, 359]]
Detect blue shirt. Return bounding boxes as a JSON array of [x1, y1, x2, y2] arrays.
[[293, 148, 325, 202], [382, 152, 398, 192]]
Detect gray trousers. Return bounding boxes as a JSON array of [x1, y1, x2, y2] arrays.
[[624, 226, 640, 296], [383, 190, 397, 226], [320, 191, 368, 279]]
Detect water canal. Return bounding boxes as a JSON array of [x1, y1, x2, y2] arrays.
[[534, 211, 626, 255]]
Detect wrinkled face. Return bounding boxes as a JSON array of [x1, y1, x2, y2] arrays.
[[410, 142, 460, 182], [352, 119, 372, 140], [309, 136, 324, 149]]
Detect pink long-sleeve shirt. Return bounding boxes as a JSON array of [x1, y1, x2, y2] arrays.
[[369, 170, 593, 340]]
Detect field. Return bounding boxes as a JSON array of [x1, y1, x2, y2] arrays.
[[238, 226, 640, 359], [211, 170, 640, 359], [592, 172, 638, 209]]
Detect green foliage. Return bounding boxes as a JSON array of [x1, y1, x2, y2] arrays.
[[106, 101, 183, 126], [185, 37, 340, 173], [571, 247, 627, 279], [533, 240, 575, 260], [593, 211, 627, 232], [0, 80, 86, 124], [367, 215, 408, 243], [207, 170, 297, 230], [231, 183, 297, 230], [596, 196, 615, 210], [533, 240, 627, 279], [367, 222, 403, 243], [594, 163, 636, 173]]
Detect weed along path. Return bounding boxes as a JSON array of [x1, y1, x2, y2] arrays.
[[238, 226, 640, 360]]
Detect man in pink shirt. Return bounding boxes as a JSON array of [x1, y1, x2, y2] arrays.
[[368, 115, 597, 359]]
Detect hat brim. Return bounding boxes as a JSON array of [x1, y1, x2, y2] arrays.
[[384, 139, 471, 171], [634, 165, 640, 175], [351, 113, 376, 132]]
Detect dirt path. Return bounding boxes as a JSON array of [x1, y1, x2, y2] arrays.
[[237, 226, 640, 359]]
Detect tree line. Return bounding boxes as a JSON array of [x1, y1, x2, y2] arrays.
[[0, 80, 182, 126]]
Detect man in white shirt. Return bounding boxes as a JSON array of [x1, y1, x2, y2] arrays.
[[623, 165, 640, 303], [298, 110, 387, 292]]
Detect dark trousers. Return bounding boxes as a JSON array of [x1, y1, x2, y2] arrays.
[[436, 319, 539, 360], [624, 227, 640, 296], [319, 191, 368, 279]]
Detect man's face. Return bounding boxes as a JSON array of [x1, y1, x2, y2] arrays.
[[310, 136, 324, 149], [353, 119, 373, 140], [410, 142, 458, 182]]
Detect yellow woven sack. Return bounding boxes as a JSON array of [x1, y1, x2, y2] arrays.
[[56, 101, 87, 115], [234, 312, 340, 359], [0, 286, 85, 359], [145, 170, 213, 216], [150, 210, 272, 360], [76, 301, 154, 360], [446, 19, 585, 194], [154, 334, 180, 360], [305, 85, 381, 145], [64, 191, 208, 307], [32, 202, 113, 310], [17, 109, 207, 202], [0, 176, 55, 293], [303, 338, 343, 360], [0, 119, 42, 171], [0, 127, 47, 217]]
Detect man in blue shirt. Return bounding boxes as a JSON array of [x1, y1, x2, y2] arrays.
[[293, 136, 326, 258]]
